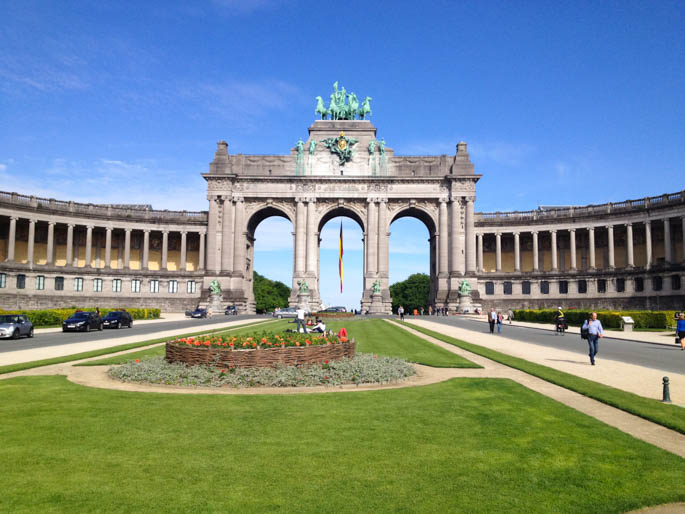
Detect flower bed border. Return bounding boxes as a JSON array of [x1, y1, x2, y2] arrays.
[[165, 339, 356, 368]]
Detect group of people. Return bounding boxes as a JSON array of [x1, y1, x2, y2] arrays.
[[487, 308, 514, 334], [293, 307, 329, 334]]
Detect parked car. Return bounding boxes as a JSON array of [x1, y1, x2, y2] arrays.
[[62, 311, 103, 332], [102, 311, 133, 329], [225, 305, 238, 315], [0, 314, 34, 339], [320, 306, 347, 313], [190, 308, 208, 319], [272, 307, 310, 319]]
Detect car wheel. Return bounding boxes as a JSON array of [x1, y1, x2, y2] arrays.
[[128, 320, 133, 328], [98, 323, 103, 331], [12, 329, 20, 340], [85, 324, 90, 332], [278, 315, 283, 319], [28, 327, 34, 338], [62, 327, 67, 332]]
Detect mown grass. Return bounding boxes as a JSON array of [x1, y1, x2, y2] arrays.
[[402, 321, 685, 434], [1, 375, 684, 512]]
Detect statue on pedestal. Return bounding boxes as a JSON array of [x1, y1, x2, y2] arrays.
[[372, 279, 381, 295], [209, 279, 222, 295]]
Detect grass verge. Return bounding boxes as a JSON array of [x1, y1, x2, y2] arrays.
[[402, 321, 685, 434]]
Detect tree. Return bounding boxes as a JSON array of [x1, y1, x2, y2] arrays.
[[253, 272, 291, 313], [389, 273, 430, 313]]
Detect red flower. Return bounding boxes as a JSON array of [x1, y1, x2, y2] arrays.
[[261, 337, 267, 343], [229, 342, 234, 347], [220, 369, 227, 374], [135, 359, 140, 363], [324, 376, 329, 380], [252, 342, 257, 348], [325, 360, 329, 364]]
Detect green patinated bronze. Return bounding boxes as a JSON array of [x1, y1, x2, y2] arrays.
[[372, 279, 382, 294], [315, 82, 372, 120], [295, 139, 305, 176], [321, 132, 359, 166], [458, 280, 471, 296], [209, 279, 222, 295], [297, 279, 309, 294]]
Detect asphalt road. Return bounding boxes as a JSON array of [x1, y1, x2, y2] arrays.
[[0, 314, 266, 354], [413, 315, 685, 375]]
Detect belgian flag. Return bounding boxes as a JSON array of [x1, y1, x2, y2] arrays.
[[339, 221, 343, 293]]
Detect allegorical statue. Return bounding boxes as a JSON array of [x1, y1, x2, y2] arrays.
[[348, 92, 359, 119], [359, 96, 372, 119], [209, 279, 222, 295], [458, 280, 471, 296], [309, 139, 317, 154], [315, 96, 328, 119], [295, 139, 305, 176], [297, 279, 309, 294], [328, 93, 338, 120], [378, 138, 386, 156], [296, 139, 304, 156], [372, 279, 381, 295], [368, 139, 376, 155]]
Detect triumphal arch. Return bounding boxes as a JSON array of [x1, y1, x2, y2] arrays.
[[203, 83, 480, 314]]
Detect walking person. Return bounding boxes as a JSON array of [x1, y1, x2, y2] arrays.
[[496, 311, 503, 333], [677, 313, 685, 351], [488, 308, 496, 334], [507, 309, 514, 325], [295, 306, 308, 333], [585, 312, 604, 365], [398, 305, 405, 321]]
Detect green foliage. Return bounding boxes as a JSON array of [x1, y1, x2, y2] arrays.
[[0, 307, 160, 327], [253, 271, 290, 313], [389, 273, 430, 313], [513, 309, 678, 329]]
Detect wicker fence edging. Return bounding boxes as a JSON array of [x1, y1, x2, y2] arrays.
[[165, 340, 356, 368]]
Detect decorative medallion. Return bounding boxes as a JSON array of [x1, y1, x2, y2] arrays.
[[321, 131, 358, 166]]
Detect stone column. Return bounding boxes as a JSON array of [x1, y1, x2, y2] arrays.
[[7, 217, 17, 262], [27, 219, 36, 266], [66, 223, 74, 266], [514, 232, 521, 272], [495, 232, 502, 272], [439, 200, 448, 275], [83, 225, 93, 268], [682, 217, 685, 264], [124, 228, 131, 269], [644, 220, 652, 269], [161, 230, 169, 270], [476, 233, 483, 272], [295, 199, 306, 275], [569, 228, 577, 270], [142, 229, 150, 270], [105, 227, 112, 268], [233, 198, 246, 276], [198, 231, 205, 270], [663, 218, 672, 264], [180, 231, 187, 271], [532, 231, 539, 271], [588, 227, 596, 270], [551, 230, 558, 271], [206, 196, 220, 272], [626, 223, 634, 268], [449, 198, 461, 274], [366, 199, 378, 275], [377, 199, 389, 276], [221, 197, 234, 272], [46, 222, 55, 265], [306, 199, 317, 275], [607, 225, 615, 269], [465, 198, 476, 273]]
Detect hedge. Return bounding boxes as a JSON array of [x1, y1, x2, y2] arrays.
[[0, 307, 161, 327], [314, 312, 356, 319], [512, 309, 678, 329]]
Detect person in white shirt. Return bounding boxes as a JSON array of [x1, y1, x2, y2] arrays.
[[311, 318, 327, 333], [295, 307, 307, 333], [583, 312, 604, 366]]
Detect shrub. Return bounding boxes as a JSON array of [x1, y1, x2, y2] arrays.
[[512, 309, 677, 329], [315, 312, 356, 319]]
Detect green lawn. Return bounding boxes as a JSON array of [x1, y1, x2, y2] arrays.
[[1, 375, 684, 512]]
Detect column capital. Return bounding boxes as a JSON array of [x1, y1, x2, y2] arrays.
[[143, 228, 150, 234], [495, 232, 502, 238], [124, 227, 132, 233], [588, 226, 595, 232], [550, 229, 557, 234], [606, 224, 614, 230], [532, 230, 538, 235], [625, 222, 632, 228], [644, 219, 651, 226], [180, 230, 187, 235], [10, 216, 18, 221], [28, 218, 36, 224], [48, 221, 56, 226], [513, 231, 520, 236], [105, 225, 112, 231], [86, 224, 94, 230], [162, 229, 169, 235], [569, 227, 576, 233]]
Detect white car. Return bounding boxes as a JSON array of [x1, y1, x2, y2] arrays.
[[0, 314, 34, 339]]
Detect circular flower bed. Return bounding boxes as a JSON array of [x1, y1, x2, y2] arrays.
[[165, 331, 354, 369]]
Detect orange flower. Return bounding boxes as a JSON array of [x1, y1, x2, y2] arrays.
[[135, 359, 140, 363], [252, 342, 257, 348], [296, 342, 300, 347], [261, 338, 267, 343]]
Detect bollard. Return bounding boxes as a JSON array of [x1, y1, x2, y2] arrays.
[[662, 377, 672, 404]]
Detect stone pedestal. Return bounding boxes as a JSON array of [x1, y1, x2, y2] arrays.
[[457, 293, 473, 313], [297, 292, 311, 313], [368, 292, 385, 314], [208, 292, 224, 314]]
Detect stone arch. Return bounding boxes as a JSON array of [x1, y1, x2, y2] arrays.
[[389, 204, 438, 235], [316, 203, 365, 234], [246, 203, 294, 236]]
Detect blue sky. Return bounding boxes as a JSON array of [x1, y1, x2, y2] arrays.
[[2, 1, 683, 308]]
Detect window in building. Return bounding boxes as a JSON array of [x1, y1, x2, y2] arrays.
[[55, 276, 64, 291], [74, 277, 84, 292], [540, 281, 550, 294], [616, 278, 625, 293], [36, 275, 45, 290], [597, 279, 606, 293], [503, 281, 512, 295], [150, 279, 159, 293], [652, 276, 662, 291], [17, 274, 26, 289], [522, 281, 531, 295], [112, 279, 122, 293], [577, 280, 587, 294], [672, 275, 681, 291], [132, 279, 141, 293], [485, 281, 495, 295], [559, 280, 568, 294], [94, 278, 103, 292], [0, 273, 6, 288], [169, 280, 178, 294], [187, 280, 196, 294], [635, 277, 644, 292]]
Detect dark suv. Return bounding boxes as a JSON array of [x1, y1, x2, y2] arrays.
[[62, 311, 103, 332], [225, 305, 238, 315], [102, 311, 133, 329]]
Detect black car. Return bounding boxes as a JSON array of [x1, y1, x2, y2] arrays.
[[62, 311, 103, 332], [225, 305, 237, 315], [190, 308, 208, 318], [102, 311, 133, 329]]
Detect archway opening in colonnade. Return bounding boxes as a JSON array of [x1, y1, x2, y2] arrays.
[[317, 208, 364, 313], [248, 207, 294, 313], [389, 210, 434, 314]]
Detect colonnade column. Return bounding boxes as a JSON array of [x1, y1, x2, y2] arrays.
[[221, 197, 234, 272], [198, 231, 205, 270], [551, 230, 558, 271], [514, 232, 520, 272], [569, 229, 576, 270], [180, 231, 187, 271], [306, 199, 317, 277], [465, 198, 476, 273], [206, 196, 220, 272], [233, 198, 246, 276], [46, 222, 55, 265], [104, 226, 112, 268], [495, 232, 502, 272], [682, 217, 685, 264], [644, 220, 652, 269], [27, 219, 36, 267], [365, 199, 378, 276], [663, 218, 672, 264], [7, 217, 17, 262], [438, 200, 448, 276], [123, 228, 131, 269], [449, 198, 461, 274], [84, 225, 93, 268], [377, 199, 389, 278], [588, 227, 596, 270], [142, 229, 150, 270], [607, 225, 615, 269], [532, 231, 539, 271], [476, 233, 483, 272], [161, 230, 168, 270], [66, 224, 74, 266], [626, 223, 634, 268], [295, 199, 306, 276]]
